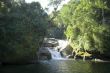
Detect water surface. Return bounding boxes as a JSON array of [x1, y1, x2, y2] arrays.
[[0, 60, 110, 73]]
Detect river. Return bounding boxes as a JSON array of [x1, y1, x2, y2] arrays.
[[0, 60, 110, 73]]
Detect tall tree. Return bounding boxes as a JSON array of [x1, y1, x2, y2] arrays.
[[0, 0, 49, 63]]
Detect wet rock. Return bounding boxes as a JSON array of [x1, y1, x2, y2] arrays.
[[42, 38, 58, 47], [39, 47, 51, 60], [66, 55, 74, 58]]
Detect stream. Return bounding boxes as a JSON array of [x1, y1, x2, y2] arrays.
[[0, 39, 110, 73], [0, 49, 110, 73], [0, 60, 110, 73]]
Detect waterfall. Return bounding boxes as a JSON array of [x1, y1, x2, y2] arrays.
[[48, 48, 63, 60], [57, 40, 69, 51], [43, 38, 69, 60]]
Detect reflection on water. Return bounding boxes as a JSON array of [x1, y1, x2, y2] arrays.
[[0, 60, 110, 73]]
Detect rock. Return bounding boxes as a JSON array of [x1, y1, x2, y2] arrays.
[[39, 47, 51, 60], [66, 55, 74, 58], [92, 58, 110, 62], [42, 38, 58, 47], [61, 45, 73, 57]]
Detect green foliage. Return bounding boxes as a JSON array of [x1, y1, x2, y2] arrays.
[[57, 0, 110, 56], [48, 0, 64, 9], [47, 26, 65, 39], [0, 0, 49, 63]]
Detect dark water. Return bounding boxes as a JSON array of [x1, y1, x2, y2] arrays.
[[0, 60, 110, 73]]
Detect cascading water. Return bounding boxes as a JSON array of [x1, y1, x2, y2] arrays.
[[43, 38, 69, 60], [48, 48, 63, 60], [47, 39, 69, 60]]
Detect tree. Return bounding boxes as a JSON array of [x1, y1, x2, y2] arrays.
[[0, 0, 49, 63], [57, 0, 110, 60]]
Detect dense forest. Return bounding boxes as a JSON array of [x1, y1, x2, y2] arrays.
[[0, 0, 49, 63], [0, 0, 110, 64], [54, 0, 110, 60]]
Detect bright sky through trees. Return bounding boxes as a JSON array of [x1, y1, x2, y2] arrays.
[[25, 0, 70, 13], [25, 0, 49, 8]]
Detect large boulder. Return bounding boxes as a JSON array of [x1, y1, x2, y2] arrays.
[[60, 45, 73, 57]]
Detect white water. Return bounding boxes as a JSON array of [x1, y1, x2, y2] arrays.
[[45, 38, 69, 60], [57, 40, 69, 51], [48, 48, 63, 60]]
